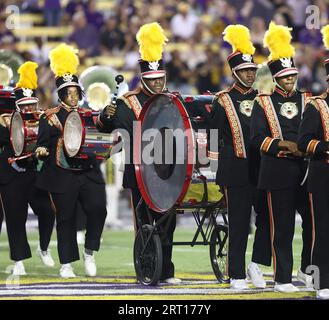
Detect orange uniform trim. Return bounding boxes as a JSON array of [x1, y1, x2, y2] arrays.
[[261, 137, 276, 153], [267, 192, 277, 280], [217, 93, 247, 158], [306, 139, 320, 155], [126, 95, 143, 119], [308, 193, 316, 265], [258, 95, 283, 139]]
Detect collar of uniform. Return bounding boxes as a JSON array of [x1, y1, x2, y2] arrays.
[[274, 86, 296, 98], [232, 82, 254, 95], [60, 102, 77, 112]]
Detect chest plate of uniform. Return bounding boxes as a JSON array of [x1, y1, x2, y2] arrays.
[[238, 100, 253, 117], [279, 102, 298, 119]]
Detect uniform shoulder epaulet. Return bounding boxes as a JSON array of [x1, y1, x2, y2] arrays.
[[257, 92, 271, 97], [305, 93, 327, 111], [44, 105, 61, 118], [254, 93, 270, 105], [121, 87, 142, 99], [117, 88, 142, 108], [214, 88, 230, 97]]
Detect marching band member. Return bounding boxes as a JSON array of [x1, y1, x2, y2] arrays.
[[96, 22, 180, 284], [0, 62, 55, 275], [35, 44, 107, 278], [250, 22, 313, 292], [297, 25, 329, 300], [209, 25, 268, 289]]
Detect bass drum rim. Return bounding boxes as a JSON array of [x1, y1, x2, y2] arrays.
[[134, 93, 195, 213]]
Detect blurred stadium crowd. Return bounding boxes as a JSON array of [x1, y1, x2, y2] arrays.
[[1, 0, 329, 107]]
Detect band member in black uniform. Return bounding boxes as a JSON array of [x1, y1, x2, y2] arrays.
[[297, 25, 329, 300], [209, 25, 269, 289], [0, 62, 55, 275], [96, 23, 180, 284], [35, 44, 107, 278], [251, 22, 313, 292]]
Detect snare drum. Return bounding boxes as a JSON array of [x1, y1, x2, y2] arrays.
[[10, 110, 40, 157], [63, 109, 117, 160]]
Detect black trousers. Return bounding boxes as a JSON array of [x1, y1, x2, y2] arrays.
[[225, 185, 253, 279], [309, 190, 329, 289], [76, 202, 87, 232], [0, 171, 55, 261], [267, 185, 312, 284], [252, 189, 272, 266], [0, 194, 3, 234], [131, 188, 176, 280], [50, 174, 107, 264]]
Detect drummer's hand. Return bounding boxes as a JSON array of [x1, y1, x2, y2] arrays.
[[35, 147, 49, 158], [104, 104, 117, 118], [291, 150, 304, 158]]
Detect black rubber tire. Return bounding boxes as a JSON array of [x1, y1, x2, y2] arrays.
[[133, 224, 163, 286], [209, 224, 230, 283]]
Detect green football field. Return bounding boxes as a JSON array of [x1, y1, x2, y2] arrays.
[[0, 225, 314, 300], [0, 225, 304, 279]]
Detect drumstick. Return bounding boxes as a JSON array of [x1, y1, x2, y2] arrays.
[[8, 152, 34, 165]]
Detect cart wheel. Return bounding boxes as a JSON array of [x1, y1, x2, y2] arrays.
[[134, 224, 163, 286], [209, 224, 230, 283]]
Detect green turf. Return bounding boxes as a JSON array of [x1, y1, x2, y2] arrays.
[[0, 225, 303, 281]]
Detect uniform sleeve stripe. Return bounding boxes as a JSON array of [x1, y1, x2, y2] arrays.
[[306, 139, 320, 154], [261, 137, 275, 153]]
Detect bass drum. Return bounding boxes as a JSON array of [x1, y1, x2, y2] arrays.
[[134, 93, 222, 213]]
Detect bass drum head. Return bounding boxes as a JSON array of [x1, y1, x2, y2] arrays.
[[10, 111, 25, 156], [63, 111, 84, 157], [134, 93, 195, 213]]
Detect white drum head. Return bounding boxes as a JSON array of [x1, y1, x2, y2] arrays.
[[10, 111, 25, 156], [63, 111, 84, 157]]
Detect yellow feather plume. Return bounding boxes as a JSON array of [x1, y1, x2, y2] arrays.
[[263, 21, 295, 61], [49, 43, 79, 77], [321, 25, 329, 50], [136, 22, 168, 62], [16, 61, 38, 89], [223, 24, 255, 55]]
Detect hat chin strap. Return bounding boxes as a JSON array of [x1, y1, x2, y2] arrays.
[[233, 70, 252, 88], [141, 77, 166, 95], [273, 77, 296, 93]]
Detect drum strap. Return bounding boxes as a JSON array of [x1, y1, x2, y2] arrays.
[[45, 106, 63, 131], [217, 93, 247, 158], [47, 113, 63, 132]]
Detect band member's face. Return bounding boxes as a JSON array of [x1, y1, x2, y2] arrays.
[[236, 68, 256, 86], [143, 77, 165, 93], [64, 87, 79, 107], [276, 74, 297, 92], [20, 103, 38, 112]]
